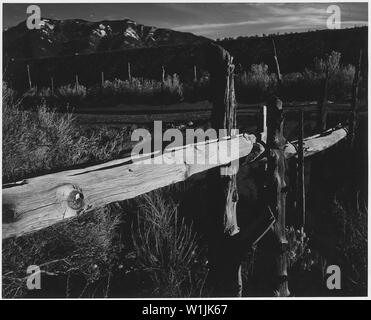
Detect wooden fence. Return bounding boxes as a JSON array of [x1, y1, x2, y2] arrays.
[[2, 43, 354, 297]]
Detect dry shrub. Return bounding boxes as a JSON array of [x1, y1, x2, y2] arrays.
[[57, 83, 87, 98], [2, 84, 132, 182], [329, 195, 367, 294], [132, 190, 207, 297], [21, 74, 185, 107], [2, 207, 123, 298], [100, 75, 183, 104], [2, 99, 77, 182]]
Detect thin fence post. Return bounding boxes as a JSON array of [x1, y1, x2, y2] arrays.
[[193, 65, 197, 82], [260, 105, 267, 143], [162, 65, 165, 83], [128, 62, 132, 81], [75, 75, 79, 90], [101, 71, 105, 87], [27, 64, 32, 90], [349, 50, 362, 147], [318, 69, 329, 131], [272, 39, 282, 86], [298, 108, 305, 233], [206, 44, 242, 297]]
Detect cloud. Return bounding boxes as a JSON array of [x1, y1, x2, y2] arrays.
[[172, 5, 329, 36], [173, 19, 268, 32]]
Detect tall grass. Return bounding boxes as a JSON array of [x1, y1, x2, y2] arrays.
[[2, 82, 133, 182], [235, 63, 276, 102], [329, 193, 367, 294], [235, 51, 356, 103], [22, 75, 185, 108], [99, 74, 184, 104], [17, 51, 359, 108], [2, 205, 123, 298], [132, 190, 207, 297], [3, 85, 207, 297]]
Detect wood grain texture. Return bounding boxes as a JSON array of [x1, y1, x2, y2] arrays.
[[2, 124, 347, 240], [284, 127, 347, 159], [266, 96, 290, 297], [206, 43, 242, 297], [3, 134, 256, 239]]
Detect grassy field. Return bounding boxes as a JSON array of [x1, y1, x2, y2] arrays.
[[72, 101, 363, 124], [3, 133, 367, 297], [14, 51, 361, 112]]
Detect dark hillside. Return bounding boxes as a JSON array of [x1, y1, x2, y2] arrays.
[[218, 27, 367, 73], [4, 27, 367, 92]]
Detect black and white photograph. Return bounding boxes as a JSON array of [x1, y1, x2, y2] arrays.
[[1, 1, 369, 301]]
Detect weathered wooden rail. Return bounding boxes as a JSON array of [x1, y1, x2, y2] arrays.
[[2, 126, 347, 240]]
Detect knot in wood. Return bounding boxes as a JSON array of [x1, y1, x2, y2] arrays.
[[56, 184, 85, 218], [67, 189, 84, 210]]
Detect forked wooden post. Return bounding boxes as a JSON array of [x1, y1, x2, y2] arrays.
[[266, 96, 290, 297], [206, 44, 242, 297], [266, 39, 289, 296]]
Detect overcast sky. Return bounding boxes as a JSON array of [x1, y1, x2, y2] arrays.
[[3, 2, 368, 39]]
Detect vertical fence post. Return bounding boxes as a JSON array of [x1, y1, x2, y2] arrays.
[[128, 62, 132, 81], [349, 50, 362, 148], [265, 38, 289, 297], [193, 65, 197, 82], [266, 96, 290, 297], [298, 108, 306, 232], [206, 44, 242, 297], [260, 105, 267, 143], [272, 39, 282, 85], [101, 71, 105, 87], [318, 69, 329, 131], [75, 75, 79, 90], [27, 64, 32, 90], [162, 65, 165, 83]]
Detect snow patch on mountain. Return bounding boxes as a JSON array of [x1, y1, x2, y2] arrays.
[[39, 19, 55, 30], [93, 23, 109, 37], [124, 26, 139, 40], [93, 29, 107, 37]]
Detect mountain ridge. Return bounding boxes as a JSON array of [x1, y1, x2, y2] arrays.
[[3, 17, 211, 60]]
